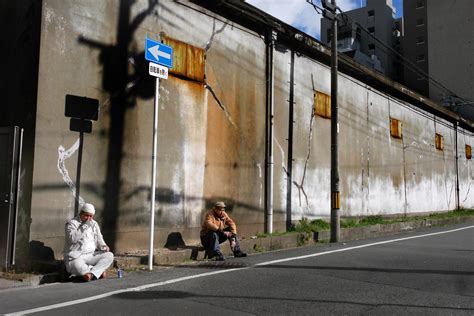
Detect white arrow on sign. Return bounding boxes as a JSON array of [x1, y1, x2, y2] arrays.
[[148, 44, 171, 62]]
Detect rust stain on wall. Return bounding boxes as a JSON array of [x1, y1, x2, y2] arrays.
[[163, 37, 205, 82], [314, 90, 331, 119]]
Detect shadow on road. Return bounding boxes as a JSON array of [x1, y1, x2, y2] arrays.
[[111, 290, 474, 312], [256, 264, 474, 276]]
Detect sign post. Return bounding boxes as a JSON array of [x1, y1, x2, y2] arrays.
[[65, 95, 99, 216], [145, 38, 172, 271]]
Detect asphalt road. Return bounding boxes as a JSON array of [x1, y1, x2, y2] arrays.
[[1, 223, 473, 315]]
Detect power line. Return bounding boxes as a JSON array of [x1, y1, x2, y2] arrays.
[[313, 1, 471, 105]]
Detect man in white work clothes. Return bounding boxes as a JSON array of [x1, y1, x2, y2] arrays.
[[64, 203, 114, 281]]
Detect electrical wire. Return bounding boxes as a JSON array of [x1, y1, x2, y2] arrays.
[[312, 1, 472, 106]]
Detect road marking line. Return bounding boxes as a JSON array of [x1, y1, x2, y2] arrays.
[[255, 225, 474, 266], [6, 225, 473, 315]]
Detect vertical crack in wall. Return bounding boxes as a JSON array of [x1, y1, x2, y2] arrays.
[[203, 19, 236, 128], [443, 135, 454, 209], [293, 111, 315, 209], [462, 181, 471, 202], [275, 137, 288, 176]]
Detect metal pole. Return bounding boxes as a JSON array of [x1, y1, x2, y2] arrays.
[[286, 50, 295, 231], [149, 77, 160, 270], [330, 0, 340, 242], [454, 121, 460, 210], [265, 30, 276, 234], [74, 131, 84, 217]]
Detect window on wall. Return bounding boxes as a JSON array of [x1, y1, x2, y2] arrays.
[[368, 26, 375, 34], [162, 37, 205, 82], [416, 18, 425, 27], [368, 10, 375, 17], [466, 145, 472, 159], [314, 91, 331, 119], [435, 133, 444, 151], [390, 118, 402, 139], [416, 0, 425, 9]]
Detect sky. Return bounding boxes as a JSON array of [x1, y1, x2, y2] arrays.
[[245, 0, 403, 40]]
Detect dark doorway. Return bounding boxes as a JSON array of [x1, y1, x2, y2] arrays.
[[0, 126, 23, 269]]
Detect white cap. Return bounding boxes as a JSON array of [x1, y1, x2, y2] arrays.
[[81, 203, 96, 215]]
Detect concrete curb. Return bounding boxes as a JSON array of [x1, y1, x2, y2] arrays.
[[5, 215, 474, 287], [115, 215, 474, 269]]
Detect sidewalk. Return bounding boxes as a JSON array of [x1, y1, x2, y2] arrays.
[[2, 215, 473, 290]]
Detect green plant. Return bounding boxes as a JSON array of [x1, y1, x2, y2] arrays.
[[359, 215, 385, 226], [297, 233, 312, 246], [253, 244, 264, 252], [341, 219, 358, 228], [293, 217, 330, 233]]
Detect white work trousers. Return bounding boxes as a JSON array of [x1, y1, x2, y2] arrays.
[[66, 251, 114, 279]]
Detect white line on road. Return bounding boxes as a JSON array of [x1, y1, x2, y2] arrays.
[[6, 225, 473, 315]]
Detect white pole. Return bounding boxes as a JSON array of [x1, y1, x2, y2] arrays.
[[148, 77, 160, 271]]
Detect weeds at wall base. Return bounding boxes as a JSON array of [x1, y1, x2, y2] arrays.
[[254, 209, 474, 238]]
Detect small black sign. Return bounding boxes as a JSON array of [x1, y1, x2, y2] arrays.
[[70, 118, 92, 133], [65, 95, 99, 120]]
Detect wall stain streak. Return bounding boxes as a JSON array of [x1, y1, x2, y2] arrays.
[[442, 149, 454, 209]]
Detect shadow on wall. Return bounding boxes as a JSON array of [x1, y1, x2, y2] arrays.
[[77, 0, 159, 251], [29, 240, 55, 261]]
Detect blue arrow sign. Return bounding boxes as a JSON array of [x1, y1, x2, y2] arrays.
[[145, 38, 173, 68]]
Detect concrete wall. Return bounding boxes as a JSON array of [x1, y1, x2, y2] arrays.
[[29, 0, 474, 257]]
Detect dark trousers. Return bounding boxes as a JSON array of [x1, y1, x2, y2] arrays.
[[201, 229, 241, 257]]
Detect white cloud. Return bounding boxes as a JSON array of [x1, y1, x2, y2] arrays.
[[246, 0, 364, 39]]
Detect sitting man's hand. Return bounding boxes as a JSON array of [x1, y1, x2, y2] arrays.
[[80, 222, 91, 231], [101, 245, 110, 252], [224, 231, 233, 238]]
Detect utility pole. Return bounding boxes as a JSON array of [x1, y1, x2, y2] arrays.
[[322, 0, 340, 242]]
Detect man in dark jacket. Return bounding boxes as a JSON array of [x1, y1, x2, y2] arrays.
[[200, 201, 247, 261]]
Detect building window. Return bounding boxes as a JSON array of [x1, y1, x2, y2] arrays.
[[416, 54, 425, 62], [368, 43, 375, 50], [368, 26, 375, 34], [390, 118, 402, 139], [466, 145, 472, 159], [368, 10, 375, 17], [416, 36, 425, 44], [435, 133, 444, 151], [314, 91, 331, 119], [416, 0, 425, 9], [416, 18, 425, 27]]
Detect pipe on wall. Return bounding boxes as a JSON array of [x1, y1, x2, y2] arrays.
[[455, 121, 460, 209], [286, 50, 295, 231], [265, 30, 276, 234]]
